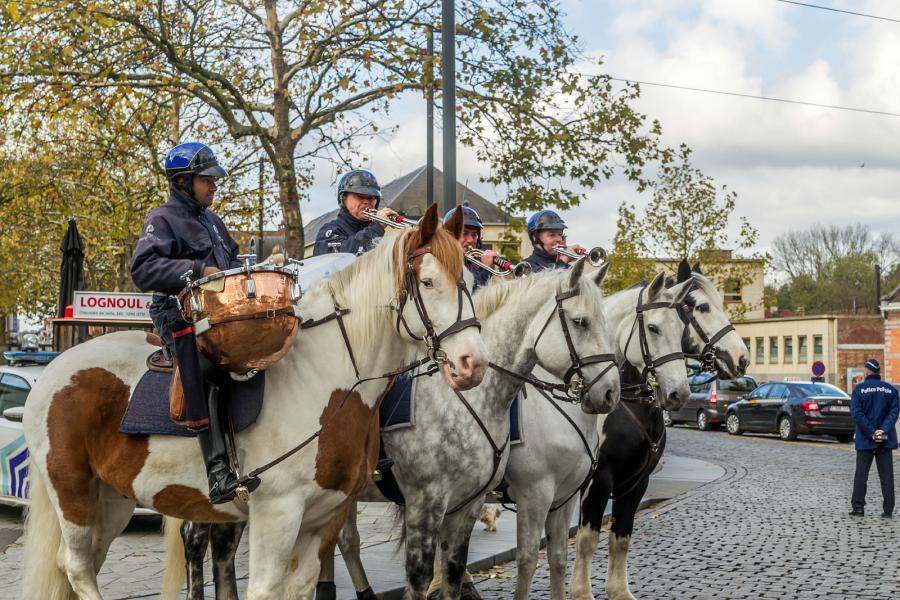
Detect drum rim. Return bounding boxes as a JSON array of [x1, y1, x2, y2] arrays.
[[178, 264, 296, 297]]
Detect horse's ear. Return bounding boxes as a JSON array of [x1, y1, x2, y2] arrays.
[[691, 262, 703, 275], [677, 259, 691, 283], [417, 203, 439, 245], [647, 271, 666, 302], [671, 277, 696, 305], [444, 206, 464, 240], [567, 256, 586, 289], [592, 262, 610, 287]]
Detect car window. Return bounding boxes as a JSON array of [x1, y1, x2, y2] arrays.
[[748, 384, 770, 399], [0, 373, 31, 412], [794, 383, 849, 398], [720, 377, 757, 393], [767, 383, 788, 399]]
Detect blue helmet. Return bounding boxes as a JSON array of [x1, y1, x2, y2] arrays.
[[443, 206, 482, 230], [164, 142, 228, 180], [337, 169, 381, 207], [527, 209, 567, 234]]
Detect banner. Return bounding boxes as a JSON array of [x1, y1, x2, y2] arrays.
[[72, 291, 153, 322]]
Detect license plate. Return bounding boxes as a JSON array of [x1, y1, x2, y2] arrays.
[[830, 406, 850, 413]]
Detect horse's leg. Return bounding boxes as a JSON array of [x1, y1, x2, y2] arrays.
[[92, 484, 138, 573], [513, 487, 555, 600], [48, 475, 103, 600], [570, 473, 612, 600], [315, 539, 337, 600], [285, 503, 353, 600], [210, 521, 246, 600], [246, 497, 306, 600], [181, 521, 211, 600], [334, 501, 376, 599], [402, 503, 442, 600], [544, 495, 577, 600], [438, 505, 481, 600], [605, 479, 648, 600]]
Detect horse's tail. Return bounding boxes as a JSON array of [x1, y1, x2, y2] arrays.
[[392, 504, 407, 553], [21, 471, 76, 600], [160, 516, 186, 600]]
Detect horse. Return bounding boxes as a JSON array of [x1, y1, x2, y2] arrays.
[[501, 270, 696, 600], [165, 257, 622, 600], [20, 204, 489, 600], [569, 260, 751, 600]]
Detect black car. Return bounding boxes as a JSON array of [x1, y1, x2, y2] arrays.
[[664, 373, 758, 430], [725, 381, 854, 442]]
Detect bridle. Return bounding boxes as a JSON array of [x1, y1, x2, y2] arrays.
[[676, 295, 734, 373]]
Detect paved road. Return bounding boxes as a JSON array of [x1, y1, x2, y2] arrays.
[[476, 426, 900, 600]]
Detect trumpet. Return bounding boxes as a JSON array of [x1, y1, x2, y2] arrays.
[[553, 245, 608, 267], [465, 249, 532, 278], [362, 209, 419, 230]]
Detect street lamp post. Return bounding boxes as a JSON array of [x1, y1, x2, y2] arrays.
[[441, 0, 456, 215]]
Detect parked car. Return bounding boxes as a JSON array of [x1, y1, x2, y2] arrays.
[[725, 380, 855, 442], [664, 373, 758, 430], [0, 359, 45, 506]]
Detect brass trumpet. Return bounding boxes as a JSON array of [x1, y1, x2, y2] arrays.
[[553, 245, 608, 267], [362, 209, 419, 229], [465, 249, 532, 278]]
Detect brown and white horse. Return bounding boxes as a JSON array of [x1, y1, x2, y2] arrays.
[[21, 204, 488, 600]]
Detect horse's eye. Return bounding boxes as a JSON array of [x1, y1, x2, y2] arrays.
[[572, 317, 589, 329], [697, 303, 710, 313], [421, 278, 434, 289], [648, 324, 660, 334]]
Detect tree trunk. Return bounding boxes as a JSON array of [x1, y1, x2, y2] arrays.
[[277, 161, 304, 259]]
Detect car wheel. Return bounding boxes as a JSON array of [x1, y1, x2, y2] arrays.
[[726, 413, 743, 435], [778, 416, 797, 441], [835, 434, 854, 444], [697, 410, 712, 431], [663, 410, 673, 427]]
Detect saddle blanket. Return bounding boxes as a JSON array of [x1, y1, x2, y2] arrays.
[[119, 370, 265, 437], [378, 374, 524, 443]]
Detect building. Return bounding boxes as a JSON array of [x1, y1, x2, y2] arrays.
[[302, 166, 528, 257], [655, 253, 765, 320], [734, 314, 884, 391], [881, 283, 900, 385]]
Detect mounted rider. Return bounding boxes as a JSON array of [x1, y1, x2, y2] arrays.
[[313, 169, 399, 256], [131, 142, 259, 504], [444, 205, 495, 289], [522, 209, 584, 273]]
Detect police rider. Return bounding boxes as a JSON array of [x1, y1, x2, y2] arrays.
[[521, 209, 585, 273], [444, 206, 496, 290], [313, 169, 399, 256], [131, 142, 260, 504]]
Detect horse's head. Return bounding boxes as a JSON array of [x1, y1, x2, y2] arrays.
[[619, 272, 692, 411], [674, 260, 750, 379], [531, 259, 620, 414], [394, 204, 487, 391]]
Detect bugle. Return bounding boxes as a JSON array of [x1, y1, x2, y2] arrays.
[[465, 249, 532, 278], [553, 245, 608, 267], [362, 209, 419, 229]]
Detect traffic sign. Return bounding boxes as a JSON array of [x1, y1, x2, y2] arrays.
[[811, 361, 826, 377]]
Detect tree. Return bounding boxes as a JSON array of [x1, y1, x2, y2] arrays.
[[607, 144, 765, 318], [1, 1, 664, 259]]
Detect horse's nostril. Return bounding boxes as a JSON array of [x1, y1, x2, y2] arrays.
[[605, 389, 614, 404]]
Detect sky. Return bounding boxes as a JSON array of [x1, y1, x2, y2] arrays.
[[296, 0, 900, 259]]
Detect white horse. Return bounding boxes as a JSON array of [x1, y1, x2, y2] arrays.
[[20, 205, 488, 600], [503, 271, 697, 600]]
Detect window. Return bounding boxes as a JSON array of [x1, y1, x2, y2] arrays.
[[719, 377, 758, 393], [481, 242, 494, 250], [723, 279, 742, 303], [783, 336, 793, 363], [813, 335, 823, 361], [755, 337, 764, 364], [0, 374, 30, 413], [767, 383, 788, 399], [769, 336, 779, 364], [748, 384, 770, 400], [742, 338, 751, 353], [794, 383, 848, 398], [798, 336, 808, 363]]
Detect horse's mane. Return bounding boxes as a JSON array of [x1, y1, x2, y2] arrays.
[[474, 268, 603, 321], [687, 272, 725, 310]]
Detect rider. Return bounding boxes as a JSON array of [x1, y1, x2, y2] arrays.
[[521, 209, 585, 273], [444, 205, 496, 290], [313, 169, 399, 256], [131, 142, 258, 504]]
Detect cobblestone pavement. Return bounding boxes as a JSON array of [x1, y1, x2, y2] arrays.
[[475, 426, 900, 599]]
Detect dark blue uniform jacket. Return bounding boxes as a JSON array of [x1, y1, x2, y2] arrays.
[[313, 208, 384, 256], [131, 189, 240, 296], [851, 374, 900, 450], [522, 246, 569, 273]]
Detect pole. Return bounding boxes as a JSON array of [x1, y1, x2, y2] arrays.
[[426, 25, 435, 207], [258, 157, 265, 257], [441, 0, 456, 214]]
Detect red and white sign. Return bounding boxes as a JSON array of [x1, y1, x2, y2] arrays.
[[72, 291, 153, 322]]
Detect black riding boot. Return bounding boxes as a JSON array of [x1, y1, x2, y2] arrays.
[[197, 384, 259, 504]]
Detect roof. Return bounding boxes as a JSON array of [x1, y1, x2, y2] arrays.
[[0, 364, 45, 384], [303, 166, 514, 245], [884, 282, 900, 303]]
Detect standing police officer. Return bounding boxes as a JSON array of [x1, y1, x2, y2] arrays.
[[521, 209, 585, 273], [849, 358, 899, 518], [131, 142, 259, 504], [313, 169, 399, 256]]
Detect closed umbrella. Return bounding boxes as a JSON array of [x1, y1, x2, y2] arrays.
[[57, 218, 85, 318]]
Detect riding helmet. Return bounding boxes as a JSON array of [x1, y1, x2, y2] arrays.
[[164, 142, 228, 181], [337, 169, 381, 207]]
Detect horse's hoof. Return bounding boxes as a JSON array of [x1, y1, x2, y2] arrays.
[[426, 591, 440, 600], [460, 581, 483, 600], [315, 581, 337, 600], [356, 587, 377, 600]]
